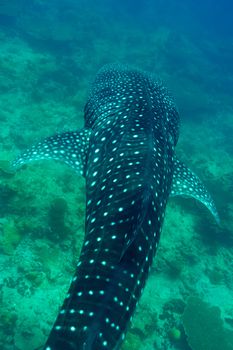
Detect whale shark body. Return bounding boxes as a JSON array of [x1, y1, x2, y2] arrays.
[[13, 64, 219, 350]]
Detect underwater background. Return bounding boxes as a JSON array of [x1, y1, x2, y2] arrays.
[[0, 0, 232, 349]]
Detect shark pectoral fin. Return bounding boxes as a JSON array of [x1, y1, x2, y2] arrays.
[[11, 129, 92, 176], [171, 157, 220, 224]]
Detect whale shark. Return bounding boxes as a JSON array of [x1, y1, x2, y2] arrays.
[[12, 64, 219, 350]]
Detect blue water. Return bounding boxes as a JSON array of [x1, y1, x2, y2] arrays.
[[0, 1, 232, 349]]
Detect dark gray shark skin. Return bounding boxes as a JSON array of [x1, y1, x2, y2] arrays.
[[12, 64, 219, 350]]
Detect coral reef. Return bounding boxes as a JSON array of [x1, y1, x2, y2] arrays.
[[48, 197, 71, 241], [0, 218, 21, 254], [182, 296, 233, 350]]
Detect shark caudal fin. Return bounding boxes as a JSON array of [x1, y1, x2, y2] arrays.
[[11, 129, 92, 176], [171, 157, 220, 224]]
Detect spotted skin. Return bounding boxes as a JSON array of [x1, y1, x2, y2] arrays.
[[12, 64, 218, 350], [13, 129, 92, 176], [171, 157, 220, 223]]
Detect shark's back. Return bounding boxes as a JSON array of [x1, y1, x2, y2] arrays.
[[11, 64, 219, 350], [47, 65, 180, 349], [85, 64, 179, 140]]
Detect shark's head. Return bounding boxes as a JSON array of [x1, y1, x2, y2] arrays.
[[12, 64, 219, 350]]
